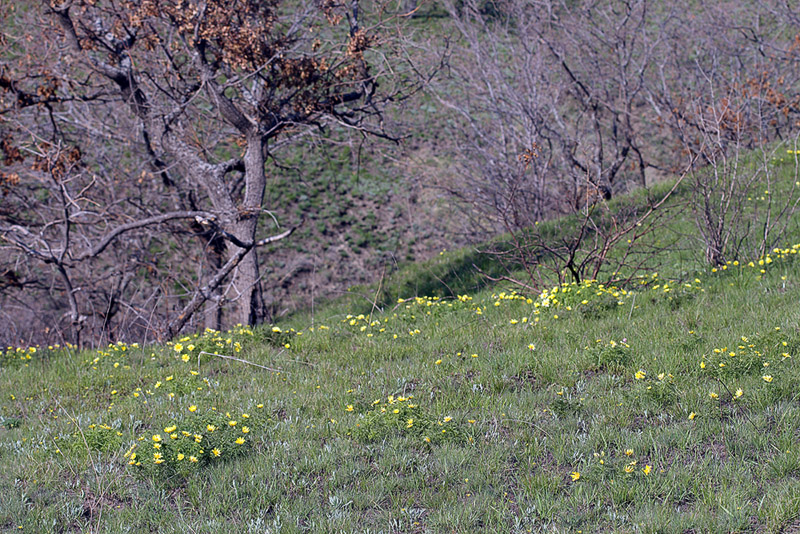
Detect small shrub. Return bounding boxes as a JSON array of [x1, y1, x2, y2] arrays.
[[351, 395, 466, 444], [0, 416, 21, 429], [73, 423, 123, 452], [126, 404, 269, 479], [584, 339, 632, 373]]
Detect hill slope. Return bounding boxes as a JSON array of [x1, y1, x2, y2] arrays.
[[2, 164, 800, 532]]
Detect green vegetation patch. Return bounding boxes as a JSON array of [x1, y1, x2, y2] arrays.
[[127, 404, 269, 479]]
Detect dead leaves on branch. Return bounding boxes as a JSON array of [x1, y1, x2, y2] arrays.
[[55, 0, 377, 120]]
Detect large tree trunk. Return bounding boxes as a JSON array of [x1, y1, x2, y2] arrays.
[[39, 0, 379, 343], [228, 246, 264, 325], [227, 133, 268, 326]]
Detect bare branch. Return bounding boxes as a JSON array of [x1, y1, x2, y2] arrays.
[[74, 211, 216, 261]]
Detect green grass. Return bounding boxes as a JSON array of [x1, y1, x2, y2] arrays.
[[2, 155, 800, 532]]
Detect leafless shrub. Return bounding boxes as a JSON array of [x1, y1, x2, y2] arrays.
[[650, 2, 800, 264], [686, 124, 800, 266], [477, 163, 693, 291]]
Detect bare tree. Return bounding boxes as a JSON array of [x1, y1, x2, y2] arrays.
[[427, 0, 660, 235], [0, 0, 404, 345]]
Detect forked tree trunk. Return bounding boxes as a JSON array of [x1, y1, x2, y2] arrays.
[[44, 0, 374, 341]]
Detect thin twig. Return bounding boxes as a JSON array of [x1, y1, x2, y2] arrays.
[[714, 377, 757, 432], [198, 351, 283, 373], [500, 418, 551, 438], [628, 293, 636, 321], [369, 264, 386, 325]]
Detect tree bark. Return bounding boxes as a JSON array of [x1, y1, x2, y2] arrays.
[[227, 133, 268, 326]]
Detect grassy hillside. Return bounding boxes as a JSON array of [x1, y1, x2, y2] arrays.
[[258, 133, 472, 319], [2, 156, 800, 532]]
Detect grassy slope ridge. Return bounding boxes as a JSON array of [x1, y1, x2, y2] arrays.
[[2, 156, 800, 532]]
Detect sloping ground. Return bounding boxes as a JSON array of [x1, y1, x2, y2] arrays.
[[2, 149, 800, 532], [258, 136, 478, 320], [2, 236, 800, 531]]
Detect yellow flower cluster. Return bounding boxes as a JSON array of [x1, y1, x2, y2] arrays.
[[126, 402, 264, 476], [700, 329, 792, 380], [535, 280, 630, 309], [585, 448, 656, 480], [0, 345, 41, 367], [708, 244, 800, 277], [168, 326, 254, 359]]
